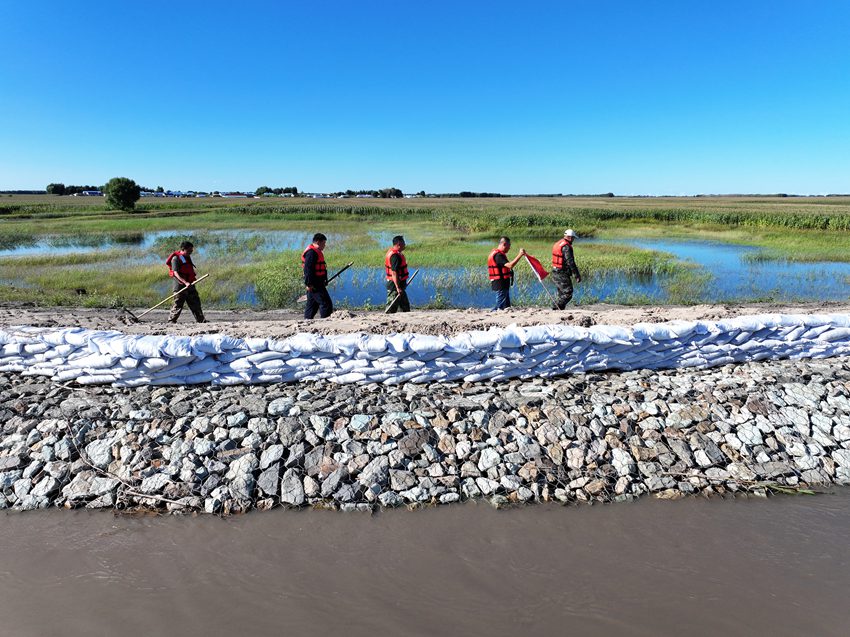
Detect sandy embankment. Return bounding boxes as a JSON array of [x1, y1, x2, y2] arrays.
[[3, 302, 850, 338]]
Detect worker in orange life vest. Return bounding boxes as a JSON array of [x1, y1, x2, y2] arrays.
[[385, 235, 410, 313], [167, 240, 206, 323], [487, 236, 526, 310], [551, 229, 582, 309], [302, 232, 333, 319]]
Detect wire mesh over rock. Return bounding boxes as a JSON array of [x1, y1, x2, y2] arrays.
[[1, 354, 850, 514]]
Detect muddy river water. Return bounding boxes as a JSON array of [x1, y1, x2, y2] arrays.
[[1, 491, 848, 636]]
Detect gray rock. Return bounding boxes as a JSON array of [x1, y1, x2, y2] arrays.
[[321, 467, 348, 498], [390, 469, 416, 491], [611, 448, 636, 476], [30, 476, 59, 497], [140, 473, 171, 494], [398, 430, 430, 457], [260, 444, 284, 470], [85, 439, 113, 469], [62, 471, 119, 501], [268, 397, 294, 416], [257, 465, 280, 497], [0, 455, 23, 471], [478, 448, 501, 472], [361, 456, 389, 486], [349, 414, 372, 432]]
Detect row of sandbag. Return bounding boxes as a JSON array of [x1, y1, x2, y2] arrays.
[[2, 314, 850, 386]]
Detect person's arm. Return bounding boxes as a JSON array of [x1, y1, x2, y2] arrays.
[[389, 253, 402, 294], [505, 248, 527, 270], [303, 250, 316, 290], [564, 245, 581, 281]]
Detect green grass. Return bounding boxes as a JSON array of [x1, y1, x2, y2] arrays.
[[3, 194, 850, 308]]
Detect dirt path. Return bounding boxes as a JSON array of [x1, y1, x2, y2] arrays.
[[3, 301, 850, 338]]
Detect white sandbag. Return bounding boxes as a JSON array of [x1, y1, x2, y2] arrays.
[[408, 335, 446, 354], [360, 334, 391, 354]]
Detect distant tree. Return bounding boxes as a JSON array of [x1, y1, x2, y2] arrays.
[[417, 190, 426, 197], [255, 186, 272, 196], [156, 186, 164, 193], [46, 183, 66, 195], [103, 177, 141, 211]]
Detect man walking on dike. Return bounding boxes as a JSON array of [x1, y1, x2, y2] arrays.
[[488, 236, 526, 310], [167, 240, 206, 323], [385, 235, 410, 313], [302, 233, 333, 319], [551, 229, 582, 309]]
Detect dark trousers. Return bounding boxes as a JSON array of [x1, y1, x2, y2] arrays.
[[305, 287, 333, 319], [493, 286, 511, 310], [386, 282, 410, 313], [169, 285, 205, 323], [552, 269, 574, 309]]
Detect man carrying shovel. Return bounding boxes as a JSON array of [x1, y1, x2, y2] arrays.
[[302, 233, 333, 319], [385, 235, 410, 313], [167, 240, 206, 323]]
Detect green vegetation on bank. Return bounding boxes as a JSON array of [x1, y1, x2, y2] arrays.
[[1, 194, 850, 308]]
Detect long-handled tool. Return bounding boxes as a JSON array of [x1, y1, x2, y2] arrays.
[[296, 262, 354, 303], [128, 273, 211, 322], [384, 269, 418, 313]]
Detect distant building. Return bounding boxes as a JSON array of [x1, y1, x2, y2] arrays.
[[74, 190, 103, 196]]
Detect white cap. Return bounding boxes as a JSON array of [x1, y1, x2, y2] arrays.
[[564, 229, 576, 238]]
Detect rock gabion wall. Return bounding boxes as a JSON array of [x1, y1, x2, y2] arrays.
[[3, 314, 850, 386], [1, 355, 849, 513]]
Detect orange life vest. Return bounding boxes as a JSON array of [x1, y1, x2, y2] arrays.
[[302, 245, 327, 278], [166, 251, 196, 282], [488, 247, 510, 281], [552, 238, 572, 270], [384, 247, 409, 282]]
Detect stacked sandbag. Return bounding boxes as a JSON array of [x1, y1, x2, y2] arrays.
[[2, 314, 850, 387]]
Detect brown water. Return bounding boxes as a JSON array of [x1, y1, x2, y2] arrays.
[[1, 491, 849, 637]]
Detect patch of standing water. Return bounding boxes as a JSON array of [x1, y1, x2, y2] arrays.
[[0, 230, 345, 258], [587, 238, 850, 302]]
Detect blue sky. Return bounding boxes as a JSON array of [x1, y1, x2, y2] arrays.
[[1, 1, 849, 194]]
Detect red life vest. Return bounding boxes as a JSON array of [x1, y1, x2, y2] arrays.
[[552, 238, 571, 269], [488, 247, 511, 281], [301, 245, 327, 278], [384, 247, 409, 282], [166, 251, 196, 282]]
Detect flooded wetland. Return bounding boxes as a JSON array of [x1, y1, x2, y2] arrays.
[[3, 195, 850, 310]]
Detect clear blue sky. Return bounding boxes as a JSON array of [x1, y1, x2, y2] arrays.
[[1, 1, 849, 194]]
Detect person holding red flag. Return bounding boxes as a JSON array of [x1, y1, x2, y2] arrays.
[[488, 236, 526, 310], [551, 229, 582, 309]]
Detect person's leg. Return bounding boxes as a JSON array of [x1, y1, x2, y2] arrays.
[[386, 284, 399, 314], [168, 291, 186, 322], [561, 276, 574, 307], [318, 288, 334, 318], [554, 271, 571, 310], [398, 289, 410, 312], [304, 290, 319, 319], [493, 287, 510, 310], [186, 287, 206, 322]]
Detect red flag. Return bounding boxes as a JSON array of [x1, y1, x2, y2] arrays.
[[524, 254, 549, 281]]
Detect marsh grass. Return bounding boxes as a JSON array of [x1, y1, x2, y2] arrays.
[[4, 194, 850, 308]]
